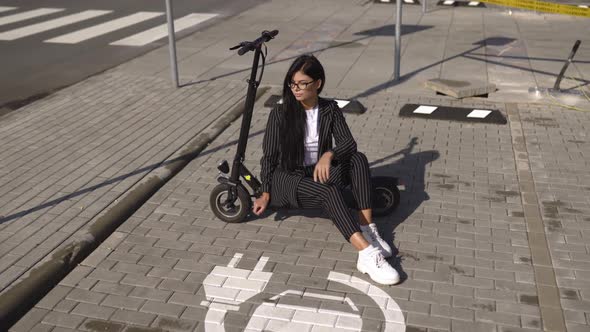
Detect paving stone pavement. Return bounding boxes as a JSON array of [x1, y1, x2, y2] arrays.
[[0, 71, 247, 318], [10, 83, 590, 331], [3, 0, 590, 330]]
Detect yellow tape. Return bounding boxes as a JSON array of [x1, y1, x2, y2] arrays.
[[481, 0, 590, 17]]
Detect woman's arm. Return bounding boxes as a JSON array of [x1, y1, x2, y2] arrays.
[[260, 105, 281, 195], [330, 102, 357, 162]]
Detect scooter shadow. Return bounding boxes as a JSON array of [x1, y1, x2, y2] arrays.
[[246, 137, 440, 282]]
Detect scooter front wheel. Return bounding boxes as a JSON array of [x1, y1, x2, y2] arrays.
[[210, 184, 251, 223]]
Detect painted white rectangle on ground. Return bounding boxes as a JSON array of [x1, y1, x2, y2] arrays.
[[0, 6, 17, 14], [468, 1, 480, 6], [443, 0, 455, 4], [467, 109, 492, 118], [45, 11, 163, 44], [110, 13, 217, 46], [335, 99, 350, 109], [0, 10, 112, 40], [413, 105, 437, 114], [0, 8, 64, 27]]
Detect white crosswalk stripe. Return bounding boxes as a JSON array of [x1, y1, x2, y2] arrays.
[[0, 6, 17, 14], [0, 8, 64, 27], [0, 10, 112, 41], [45, 11, 163, 44], [110, 13, 217, 46], [1, 7, 219, 46]]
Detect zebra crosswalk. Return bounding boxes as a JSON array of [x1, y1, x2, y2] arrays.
[[0, 6, 218, 46]]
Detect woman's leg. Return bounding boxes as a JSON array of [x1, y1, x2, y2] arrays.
[[348, 152, 373, 225], [297, 177, 365, 245], [349, 152, 393, 257], [297, 174, 400, 285]]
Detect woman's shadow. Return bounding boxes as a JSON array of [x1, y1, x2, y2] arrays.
[[260, 137, 439, 282], [368, 137, 439, 281]]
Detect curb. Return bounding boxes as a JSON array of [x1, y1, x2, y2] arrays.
[[0, 86, 270, 330]]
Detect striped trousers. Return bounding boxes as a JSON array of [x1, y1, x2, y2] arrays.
[[296, 151, 372, 241]]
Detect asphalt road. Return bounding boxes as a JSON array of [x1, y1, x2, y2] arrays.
[[0, 0, 266, 111]]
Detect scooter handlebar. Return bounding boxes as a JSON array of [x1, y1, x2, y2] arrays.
[[233, 30, 279, 56]]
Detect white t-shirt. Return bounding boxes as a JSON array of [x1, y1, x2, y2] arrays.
[[304, 105, 319, 166]]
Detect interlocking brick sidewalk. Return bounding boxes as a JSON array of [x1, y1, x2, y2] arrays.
[[10, 85, 590, 331], [2, 0, 590, 330], [0, 71, 250, 325]]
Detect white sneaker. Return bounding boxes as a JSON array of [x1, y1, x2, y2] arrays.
[[361, 223, 392, 258], [357, 246, 400, 285]]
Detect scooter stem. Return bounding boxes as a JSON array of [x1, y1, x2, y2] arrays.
[[230, 46, 262, 183]]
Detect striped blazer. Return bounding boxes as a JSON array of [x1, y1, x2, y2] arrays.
[[260, 97, 357, 208]]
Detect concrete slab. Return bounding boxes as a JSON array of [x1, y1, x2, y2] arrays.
[[424, 78, 497, 98]]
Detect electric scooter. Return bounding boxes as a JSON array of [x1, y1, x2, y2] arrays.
[[209, 30, 401, 223]]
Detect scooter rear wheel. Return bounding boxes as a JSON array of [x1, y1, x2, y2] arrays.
[[371, 176, 401, 217], [210, 183, 251, 223]]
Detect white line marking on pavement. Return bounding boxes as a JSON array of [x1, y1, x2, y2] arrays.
[[0, 8, 64, 27], [110, 13, 217, 46], [468, 1, 480, 6], [0, 6, 17, 14], [44, 11, 163, 44], [443, 0, 455, 4], [467, 109, 492, 118], [0, 10, 112, 41], [413, 105, 437, 114]]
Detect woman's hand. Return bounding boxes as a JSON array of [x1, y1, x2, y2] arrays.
[[253, 192, 270, 216], [314, 151, 334, 183]]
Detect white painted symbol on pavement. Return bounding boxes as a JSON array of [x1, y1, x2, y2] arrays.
[[202, 253, 406, 332]]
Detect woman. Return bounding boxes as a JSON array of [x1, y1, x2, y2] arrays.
[[253, 54, 400, 286]]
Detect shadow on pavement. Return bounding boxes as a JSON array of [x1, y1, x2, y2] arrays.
[[0, 130, 266, 225], [353, 36, 590, 99], [263, 137, 440, 283], [183, 23, 433, 87]]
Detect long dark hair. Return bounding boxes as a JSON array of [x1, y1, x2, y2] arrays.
[[279, 54, 325, 171]]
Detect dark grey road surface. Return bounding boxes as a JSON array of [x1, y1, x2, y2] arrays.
[[0, 0, 265, 110]]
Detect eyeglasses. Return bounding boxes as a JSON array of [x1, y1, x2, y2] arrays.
[[288, 80, 315, 90]]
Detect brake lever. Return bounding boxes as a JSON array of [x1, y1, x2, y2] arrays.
[[229, 42, 248, 50]]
